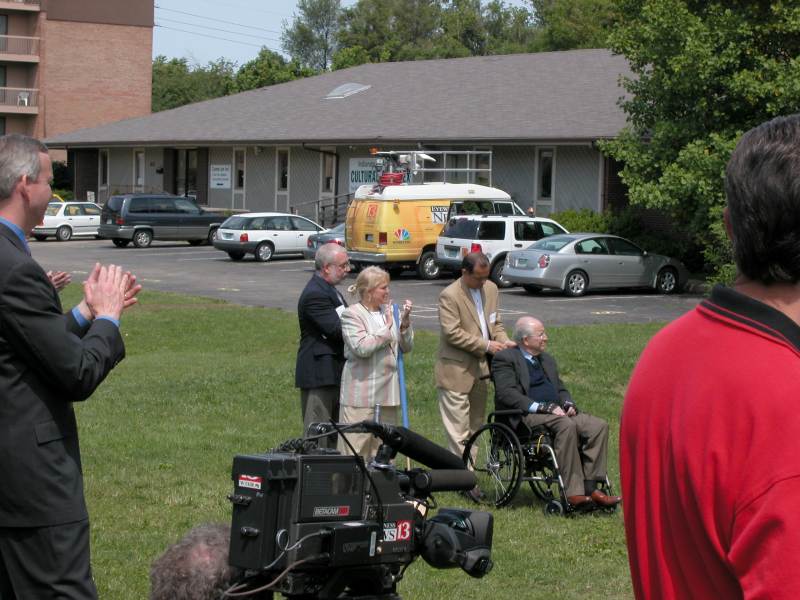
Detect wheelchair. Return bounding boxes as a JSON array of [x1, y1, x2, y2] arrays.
[[461, 409, 616, 516]]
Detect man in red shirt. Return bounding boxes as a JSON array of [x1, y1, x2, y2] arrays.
[[621, 114, 800, 598]]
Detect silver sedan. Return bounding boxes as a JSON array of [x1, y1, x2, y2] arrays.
[[503, 233, 689, 296]]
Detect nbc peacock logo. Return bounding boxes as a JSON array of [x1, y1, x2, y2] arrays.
[[394, 228, 411, 241]]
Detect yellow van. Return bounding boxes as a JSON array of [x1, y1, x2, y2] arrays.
[[346, 182, 520, 279]]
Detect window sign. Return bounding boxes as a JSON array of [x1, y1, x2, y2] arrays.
[[210, 164, 231, 189], [349, 158, 409, 193]]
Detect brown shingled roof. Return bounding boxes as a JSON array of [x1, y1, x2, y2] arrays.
[[46, 49, 632, 147]]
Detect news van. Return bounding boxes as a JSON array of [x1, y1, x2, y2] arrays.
[[345, 151, 522, 279]]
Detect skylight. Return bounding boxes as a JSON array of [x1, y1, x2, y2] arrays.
[[324, 82, 371, 100]]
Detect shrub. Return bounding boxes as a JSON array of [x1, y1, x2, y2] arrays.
[[549, 208, 611, 233], [551, 207, 706, 274]]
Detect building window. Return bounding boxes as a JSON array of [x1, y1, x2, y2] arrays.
[[176, 149, 198, 197], [322, 153, 335, 193], [234, 149, 245, 190], [0, 117, 5, 136], [134, 150, 145, 188], [539, 150, 553, 199], [473, 148, 491, 186], [322, 154, 336, 193], [277, 149, 289, 191], [99, 150, 109, 188]]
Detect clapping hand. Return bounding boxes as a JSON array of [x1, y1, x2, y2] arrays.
[[47, 270, 72, 291], [400, 299, 412, 330], [77, 263, 143, 321], [122, 272, 142, 309]]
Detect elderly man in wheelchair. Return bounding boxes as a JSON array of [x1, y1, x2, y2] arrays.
[[463, 315, 621, 514]]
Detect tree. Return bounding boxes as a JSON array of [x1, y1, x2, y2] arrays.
[[282, 0, 341, 71], [331, 45, 372, 70], [336, 0, 542, 63], [337, 0, 439, 63], [529, 0, 619, 51], [445, 0, 489, 55], [152, 56, 235, 112], [232, 48, 314, 92], [602, 1, 800, 276], [483, 1, 538, 54]]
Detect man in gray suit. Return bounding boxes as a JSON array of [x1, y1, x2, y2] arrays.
[[0, 134, 141, 599], [492, 316, 621, 509]]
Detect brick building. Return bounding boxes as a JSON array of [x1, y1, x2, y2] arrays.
[[0, 0, 152, 150]]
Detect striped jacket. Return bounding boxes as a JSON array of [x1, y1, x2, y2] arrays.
[[340, 302, 414, 409]]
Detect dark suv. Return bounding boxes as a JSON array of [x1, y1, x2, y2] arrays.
[[98, 194, 224, 248]]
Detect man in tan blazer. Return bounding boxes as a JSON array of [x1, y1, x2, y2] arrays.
[[436, 252, 515, 458]]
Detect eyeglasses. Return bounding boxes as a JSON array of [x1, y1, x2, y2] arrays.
[[331, 261, 351, 269]]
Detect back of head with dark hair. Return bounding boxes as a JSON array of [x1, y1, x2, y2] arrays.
[[150, 523, 236, 600], [725, 113, 800, 284], [461, 252, 490, 273]]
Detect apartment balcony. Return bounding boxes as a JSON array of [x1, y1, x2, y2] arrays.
[[0, 0, 40, 11], [0, 87, 38, 114], [0, 35, 40, 62]]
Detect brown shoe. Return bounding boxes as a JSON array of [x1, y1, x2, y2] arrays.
[[591, 490, 622, 507], [566, 494, 593, 508]]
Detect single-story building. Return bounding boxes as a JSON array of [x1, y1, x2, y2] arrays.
[[46, 48, 632, 223]]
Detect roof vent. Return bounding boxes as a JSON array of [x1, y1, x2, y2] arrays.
[[325, 82, 371, 100]]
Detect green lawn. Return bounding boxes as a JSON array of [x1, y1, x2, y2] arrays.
[[58, 287, 663, 599]]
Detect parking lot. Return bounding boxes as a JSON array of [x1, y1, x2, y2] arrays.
[[31, 239, 703, 331]]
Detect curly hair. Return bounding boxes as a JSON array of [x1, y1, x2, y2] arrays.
[[149, 523, 236, 600]]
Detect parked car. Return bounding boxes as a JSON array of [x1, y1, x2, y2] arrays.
[[213, 212, 325, 261], [303, 222, 345, 260], [503, 233, 688, 296], [434, 214, 568, 287], [32, 201, 103, 241], [98, 193, 224, 248]]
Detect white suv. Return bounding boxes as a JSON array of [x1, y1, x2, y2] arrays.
[[435, 215, 568, 287]]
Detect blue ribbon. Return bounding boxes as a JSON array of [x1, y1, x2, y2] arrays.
[[393, 303, 409, 428]]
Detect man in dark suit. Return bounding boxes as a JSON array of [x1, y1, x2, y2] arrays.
[[0, 134, 141, 599], [492, 315, 621, 509], [296, 242, 350, 448]]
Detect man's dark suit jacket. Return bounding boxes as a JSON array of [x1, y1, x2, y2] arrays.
[[295, 273, 346, 389], [491, 348, 573, 429], [0, 224, 125, 528]]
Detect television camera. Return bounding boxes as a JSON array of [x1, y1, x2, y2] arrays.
[[225, 421, 493, 599]]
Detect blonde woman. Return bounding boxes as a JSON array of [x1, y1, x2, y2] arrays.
[[338, 266, 413, 459]]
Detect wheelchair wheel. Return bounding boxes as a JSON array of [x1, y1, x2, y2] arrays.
[[528, 463, 561, 502], [544, 499, 565, 517], [463, 423, 523, 508]]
